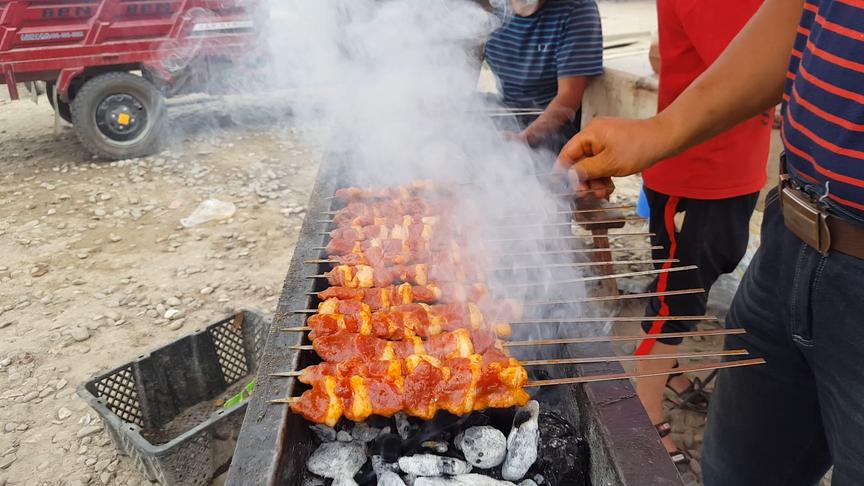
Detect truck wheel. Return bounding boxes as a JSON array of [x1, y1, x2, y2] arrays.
[[45, 82, 73, 124], [70, 72, 166, 160]]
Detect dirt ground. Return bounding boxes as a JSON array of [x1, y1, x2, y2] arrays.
[[0, 92, 321, 486]]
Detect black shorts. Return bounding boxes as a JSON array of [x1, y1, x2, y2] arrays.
[[639, 187, 759, 347]]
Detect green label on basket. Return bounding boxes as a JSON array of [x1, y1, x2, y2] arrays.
[[223, 378, 256, 410]]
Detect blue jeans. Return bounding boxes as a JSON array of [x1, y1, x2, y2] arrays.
[[703, 188, 864, 485]]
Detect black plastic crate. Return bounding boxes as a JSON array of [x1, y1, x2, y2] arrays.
[[78, 310, 269, 485]]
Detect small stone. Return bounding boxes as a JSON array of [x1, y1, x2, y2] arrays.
[[70, 326, 91, 342], [398, 455, 472, 477], [168, 320, 184, 331], [164, 309, 183, 320], [38, 387, 53, 398], [306, 441, 366, 479], [336, 430, 352, 442], [58, 407, 73, 420], [457, 426, 507, 469], [166, 297, 181, 307], [69, 480, 85, 486], [77, 252, 90, 259], [55, 379, 68, 390], [200, 287, 214, 295], [378, 472, 407, 486], [21, 391, 39, 402], [502, 401, 540, 481], [31, 264, 49, 277], [94, 208, 106, 217], [3, 424, 14, 433], [100, 472, 113, 485], [108, 234, 122, 243], [77, 425, 103, 438]]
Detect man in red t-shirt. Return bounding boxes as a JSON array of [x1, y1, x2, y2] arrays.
[[633, 0, 771, 468]]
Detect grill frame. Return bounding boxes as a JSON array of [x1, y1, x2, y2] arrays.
[[226, 157, 683, 486]]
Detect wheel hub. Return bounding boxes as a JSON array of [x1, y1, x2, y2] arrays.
[[95, 94, 148, 142]]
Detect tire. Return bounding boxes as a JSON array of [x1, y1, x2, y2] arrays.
[[70, 72, 166, 160], [45, 82, 73, 124]]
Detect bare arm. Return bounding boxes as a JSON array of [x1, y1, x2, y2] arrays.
[[556, 0, 804, 193], [521, 76, 588, 145]]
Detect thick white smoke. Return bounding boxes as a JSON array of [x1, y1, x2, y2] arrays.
[[266, 0, 607, 357]]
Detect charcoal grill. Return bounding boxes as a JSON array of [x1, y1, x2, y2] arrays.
[[226, 157, 684, 486]]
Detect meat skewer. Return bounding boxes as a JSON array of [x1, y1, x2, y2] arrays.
[[305, 283, 490, 309], [287, 350, 530, 425], [294, 328, 503, 363], [271, 349, 750, 378], [303, 300, 517, 340], [311, 262, 485, 288]]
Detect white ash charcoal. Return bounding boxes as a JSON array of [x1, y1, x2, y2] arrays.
[[502, 401, 540, 481], [518, 480, 538, 486], [310, 424, 336, 442], [377, 471, 407, 486], [372, 455, 400, 477], [414, 474, 517, 486], [421, 441, 448, 454], [332, 477, 359, 486], [397, 454, 471, 477], [395, 412, 412, 439], [351, 422, 380, 443], [337, 430, 353, 442], [302, 476, 327, 486], [456, 426, 507, 469], [306, 441, 367, 479]]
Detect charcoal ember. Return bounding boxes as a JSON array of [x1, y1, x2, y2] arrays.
[[372, 455, 400, 477], [333, 477, 360, 486], [518, 480, 538, 486], [526, 411, 589, 486], [302, 474, 328, 486], [414, 474, 517, 486], [398, 454, 472, 476], [377, 471, 407, 486], [307, 441, 367, 479], [421, 441, 448, 454], [502, 401, 540, 481], [456, 426, 507, 469], [395, 412, 413, 440], [310, 424, 337, 442], [352, 423, 381, 443], [338, 430, 354, 442], [376, 433, 404, 463]]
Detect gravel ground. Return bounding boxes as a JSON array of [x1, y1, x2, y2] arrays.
[[0, 92, 321, 486]]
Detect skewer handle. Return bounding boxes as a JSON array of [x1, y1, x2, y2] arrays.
[[511, 314, 717, 325], [505, 328, 745, 347]]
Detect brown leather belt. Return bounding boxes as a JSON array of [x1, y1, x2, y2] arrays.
[[780, 173, 864, 258]]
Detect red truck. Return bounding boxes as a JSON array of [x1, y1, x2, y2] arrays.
[[0, 0, 263, 159]]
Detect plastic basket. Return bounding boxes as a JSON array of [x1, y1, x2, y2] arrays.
[[78, 310, 270, 485]]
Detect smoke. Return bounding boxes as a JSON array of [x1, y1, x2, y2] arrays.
[[265, 0, 608, 365]]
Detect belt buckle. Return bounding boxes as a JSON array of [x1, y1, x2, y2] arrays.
[[780, 183, 832, 255]]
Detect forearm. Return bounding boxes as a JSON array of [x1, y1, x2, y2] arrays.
[[525, 95, 582, 137], [652, 0, 803, 159]]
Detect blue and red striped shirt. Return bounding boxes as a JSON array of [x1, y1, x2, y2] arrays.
[[783, 0, 864, 221]]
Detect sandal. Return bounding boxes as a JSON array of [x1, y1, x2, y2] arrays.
[[665, 361, 715, 414], [655, 421, 691, 467]]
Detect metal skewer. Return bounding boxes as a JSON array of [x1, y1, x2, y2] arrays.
[[498, 266, 698, 288], [484, 233, 652, 243], [279, 314, 716, 332], [320, 204, 635, 217], [307, 245, 662, 257], [525, 358, 766, 387], [489, 259, 676, 272], [315, 217, 646, 228], [289, 288, 705, 314], [268, 349, 749, 377], [284, 328, 743, 351], [270, 357, 765, 403]]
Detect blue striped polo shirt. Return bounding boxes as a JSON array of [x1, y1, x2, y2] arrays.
[[484, 0, 604, 108], [782, 0, 864, 221]]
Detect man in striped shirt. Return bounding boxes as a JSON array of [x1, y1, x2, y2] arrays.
[[484, 0, 603, 150], [557, 0, 864, 483]]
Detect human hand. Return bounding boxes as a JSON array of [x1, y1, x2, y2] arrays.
[[555, 117, 670, 199]]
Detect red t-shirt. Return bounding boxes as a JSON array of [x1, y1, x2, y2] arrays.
[[643, 0, 772, 200]]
